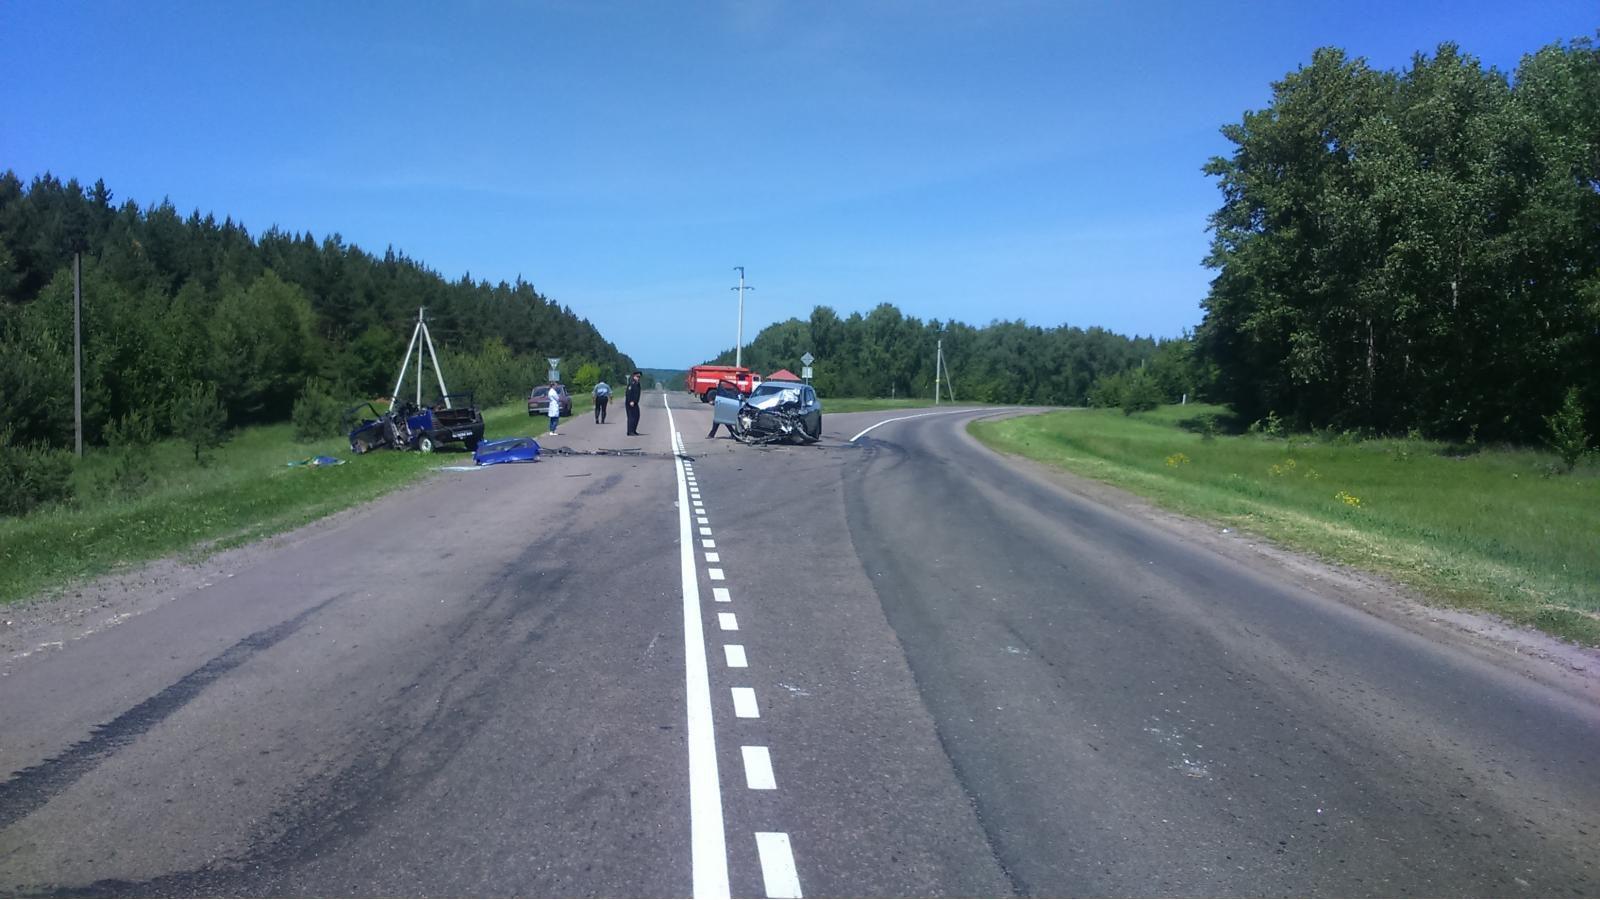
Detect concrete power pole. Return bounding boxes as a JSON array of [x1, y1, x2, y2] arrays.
[[731, 266, 754, 369]]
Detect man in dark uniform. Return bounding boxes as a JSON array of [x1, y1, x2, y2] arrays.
[[624, 371, 643, 435]]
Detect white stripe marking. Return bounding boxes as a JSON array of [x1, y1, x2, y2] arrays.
[[849, 409, 966, 442], [724, 644, 747, 667], [742, 746, 777, 790], [731, 687, 760, 718], [713, 587, 732, 603], [697, 516, 710, 525], [755, 832, 803, 898], [718, 612, 738, 631], [664, 394, 731, 898], [708, 568, 725, 580], [700, 527, 713, 536], [706, 552, 720, 562], [703, 539, 716, 549]]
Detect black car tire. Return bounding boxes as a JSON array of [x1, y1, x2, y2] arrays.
[[416, 434, 435, 453]]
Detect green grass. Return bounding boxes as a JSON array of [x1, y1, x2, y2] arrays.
[[970, 405, 1600, 645], [824, 397, 994, 414], [0, 398, 574, 606]]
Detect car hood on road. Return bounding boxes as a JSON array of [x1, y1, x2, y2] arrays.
[[474, 437, 541, 466]]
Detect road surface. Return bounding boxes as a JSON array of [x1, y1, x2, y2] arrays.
[[1, 392, 1595, 897]]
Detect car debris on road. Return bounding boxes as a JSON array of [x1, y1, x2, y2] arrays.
[[472, 437, 542, 466]]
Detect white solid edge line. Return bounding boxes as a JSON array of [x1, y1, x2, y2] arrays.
[[718, 612, 738, 631], [713, 587, 732, 603], [664, 393, 731, 899], [755, 832, 803, 898], [724, 644, 747, 667], [741, 746, 776, 790], [848, 409, 967, 443], [731, 687, 760, 718]]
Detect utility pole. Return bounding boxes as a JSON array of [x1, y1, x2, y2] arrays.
[[731, 266, 754, 369], [934, 338, 943, 406], [73, 251, 83, 457]]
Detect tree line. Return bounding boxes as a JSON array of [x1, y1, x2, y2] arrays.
[[0, 171, 638, 453], [1199, 36, 1600, 443], [704, 303, 1200, 407]]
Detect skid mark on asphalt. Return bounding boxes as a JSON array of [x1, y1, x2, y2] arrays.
[[0, 592, 344, 831]]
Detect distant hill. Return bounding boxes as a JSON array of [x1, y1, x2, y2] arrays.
[[639, 367, 686, 391]]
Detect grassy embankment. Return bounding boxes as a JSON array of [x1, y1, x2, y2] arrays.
[[0, 398, 585, 606], [970, 405, 1600, 645]]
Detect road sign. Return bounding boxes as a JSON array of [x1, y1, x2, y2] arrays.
[[801, 366, 813, 380], [548, 369, 560, 382], [800, 352, 815, 366], [546, 357, 561, 382]]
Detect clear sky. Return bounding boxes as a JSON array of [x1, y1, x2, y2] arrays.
[[2, 2, 1593, 367]]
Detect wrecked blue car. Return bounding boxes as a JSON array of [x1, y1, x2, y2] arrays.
[[473, 437, 541, 466], [346, 395, 485, 455]]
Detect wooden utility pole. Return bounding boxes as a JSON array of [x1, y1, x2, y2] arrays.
[[73, 251, 83, 456]]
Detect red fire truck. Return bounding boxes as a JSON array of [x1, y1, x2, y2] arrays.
[[686, 365, 762, 402]]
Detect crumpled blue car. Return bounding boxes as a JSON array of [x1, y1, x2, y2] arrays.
[[473, 437, 541, 466]]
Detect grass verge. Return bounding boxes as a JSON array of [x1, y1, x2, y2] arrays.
[[0, 398, 576, 606], [825, 397, 992, 414], [970, 405, 1600, 645]]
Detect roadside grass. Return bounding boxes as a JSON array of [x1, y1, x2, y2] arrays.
[[970, 405, 1600, 645], [825, 397, 990, 414], [0, 398, 573, 606]]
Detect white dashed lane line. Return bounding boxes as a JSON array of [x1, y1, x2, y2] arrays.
[[731, 687, 760, 719], [742, 746, 777, 790], [661, 398, 729, 899], [755, 833, 803, 899], [668, 393, 803, 899]]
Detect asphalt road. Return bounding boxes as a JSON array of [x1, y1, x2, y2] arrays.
[[1, 392, 1595, 897]]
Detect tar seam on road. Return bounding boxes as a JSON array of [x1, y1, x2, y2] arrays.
[[663, 397, 731, 899], [848, 409, 969, 443]]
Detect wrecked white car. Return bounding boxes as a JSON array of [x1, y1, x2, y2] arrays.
[[713, 380, 823, 445]]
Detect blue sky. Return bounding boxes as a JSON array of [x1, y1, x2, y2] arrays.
[[2, 2, 1593, 367]]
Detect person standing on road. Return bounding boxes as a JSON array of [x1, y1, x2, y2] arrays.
[[593, 379, 611, 424], [624, 371, 643, 436], [546, 382, 562, 436]]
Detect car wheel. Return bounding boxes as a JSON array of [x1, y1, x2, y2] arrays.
[[701, 391, 714, 403], [416, 434, 435, 453], [352, 438, 370, 455]]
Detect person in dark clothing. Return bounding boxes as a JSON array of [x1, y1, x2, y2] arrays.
[[624, 372, 643, 435]]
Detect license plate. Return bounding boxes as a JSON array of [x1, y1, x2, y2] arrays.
[[453, 431, 473, 438]]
